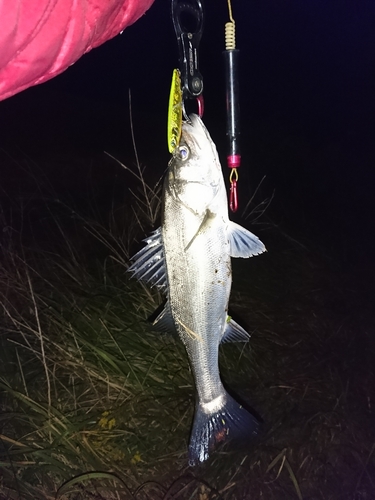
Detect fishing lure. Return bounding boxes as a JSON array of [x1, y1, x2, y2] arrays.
[[167, 68, 183, 153]]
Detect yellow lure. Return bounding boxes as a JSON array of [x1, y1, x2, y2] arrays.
[[167, 69, 183, 153]]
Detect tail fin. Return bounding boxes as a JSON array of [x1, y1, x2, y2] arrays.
[[188, 392, 260, 466]]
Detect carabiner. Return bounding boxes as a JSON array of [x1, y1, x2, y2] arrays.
[[171, 0, 204, 102]]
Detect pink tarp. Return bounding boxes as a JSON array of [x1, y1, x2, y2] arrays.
[[0, 0, 155, 101]]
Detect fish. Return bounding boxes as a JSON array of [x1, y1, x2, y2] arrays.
[[128, 114, 266, 465]]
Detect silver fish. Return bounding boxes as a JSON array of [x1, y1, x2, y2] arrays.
[[128, 114, 266, 465]]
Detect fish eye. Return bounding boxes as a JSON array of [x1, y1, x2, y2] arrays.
[[177, 145, 189, 161]]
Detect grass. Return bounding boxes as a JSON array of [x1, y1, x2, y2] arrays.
[[0, 151, 374, 499]]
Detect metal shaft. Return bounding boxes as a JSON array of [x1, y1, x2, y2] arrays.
[[223, 48, 241, 168]]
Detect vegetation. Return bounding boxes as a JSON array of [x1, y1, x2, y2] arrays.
[[0, 153, 374, 499]]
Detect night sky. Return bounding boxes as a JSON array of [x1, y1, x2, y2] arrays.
[[0, 0, 374, 274]]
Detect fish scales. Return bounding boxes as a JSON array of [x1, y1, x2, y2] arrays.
[[128, 114, 266, 465], [163, 177, 230, 405]]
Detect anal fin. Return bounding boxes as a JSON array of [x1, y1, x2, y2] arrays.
[[221, 318, 251, 343]]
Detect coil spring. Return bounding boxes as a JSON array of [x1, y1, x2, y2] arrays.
[[225, 21, 236, 50]]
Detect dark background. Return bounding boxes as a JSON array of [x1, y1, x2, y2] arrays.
[[0, 0, 374, 275]]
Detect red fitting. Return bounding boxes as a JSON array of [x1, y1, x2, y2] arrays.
[[197, 95, 204, 118], [229, 179, 238, 212], [227, 154, 241, 168]]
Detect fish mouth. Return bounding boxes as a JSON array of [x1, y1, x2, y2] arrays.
[[183, 113, 206, 133], [185, 113, 204, 129], [181, 114, 215, 153]]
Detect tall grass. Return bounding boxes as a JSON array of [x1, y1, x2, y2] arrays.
[[0, 150, 374, 499]]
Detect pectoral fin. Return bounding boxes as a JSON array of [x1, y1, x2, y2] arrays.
[[228, 222, 266, 258], [185, 209, 214, 251]]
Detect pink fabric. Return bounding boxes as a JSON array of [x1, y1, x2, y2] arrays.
[[0, 0, 154, 101]]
